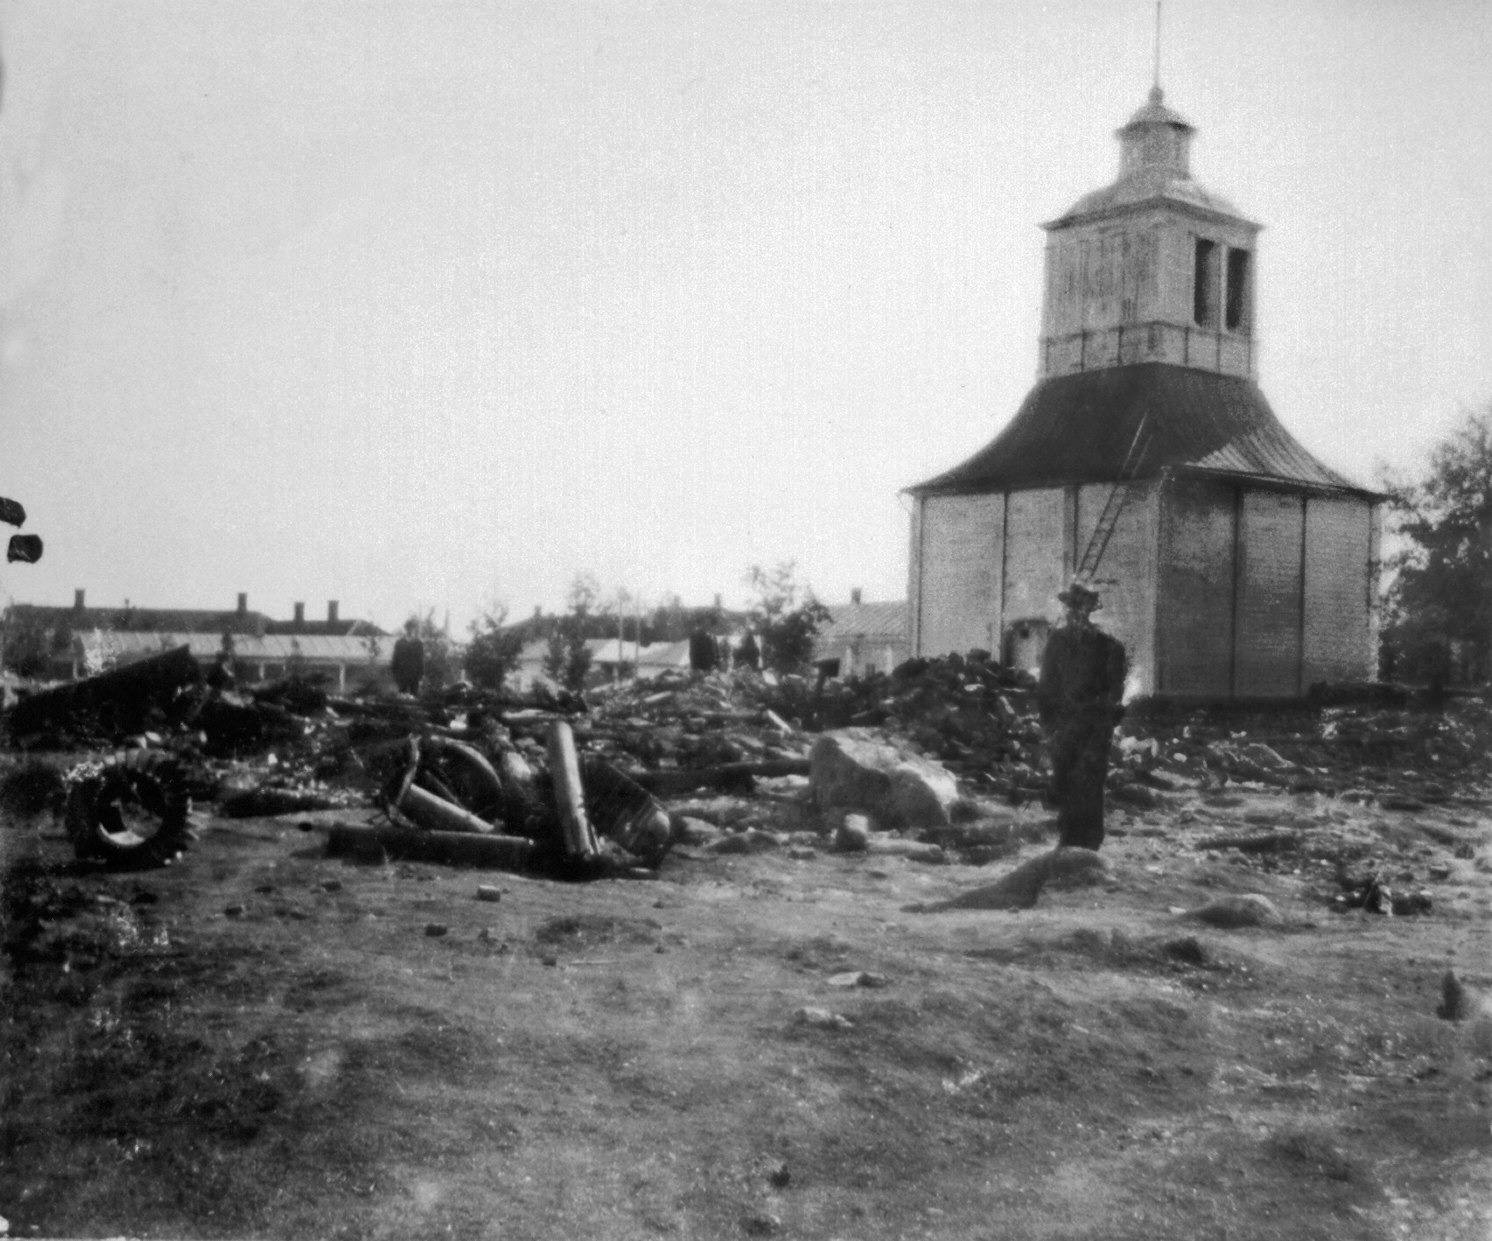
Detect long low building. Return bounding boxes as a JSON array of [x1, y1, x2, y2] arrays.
[[72, 631, 392, 692]]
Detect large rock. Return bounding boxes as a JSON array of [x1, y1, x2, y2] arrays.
[[810, 729, 959, 828]]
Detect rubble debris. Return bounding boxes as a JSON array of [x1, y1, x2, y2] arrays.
[[63, 749, 198, 870], [630, 759, 811, 796], [580, 757, 673, 866], [0, 759, 67, 818], [826, 971, 888, 988], [1331, 864, 1434, 916], [863, 837, 945, 863], [9, 645, 202, 744], [708, 828, 783, 855], [325, 823, 535, 869], [13, 635, 1492, 893], [219, 788, 348, 819], [794, 1007, 853, 1030]]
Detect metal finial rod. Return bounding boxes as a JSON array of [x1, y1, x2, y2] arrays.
[[1153, 1, 1162, 91]]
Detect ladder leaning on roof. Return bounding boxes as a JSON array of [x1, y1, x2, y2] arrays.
[[1074, 411, 1152, 584]]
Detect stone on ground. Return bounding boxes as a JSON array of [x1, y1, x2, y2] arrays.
[[1185, 894, 1281, 928], [810, 728, 959, 828]]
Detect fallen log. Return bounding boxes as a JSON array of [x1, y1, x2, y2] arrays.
[[325, 823, 533, 868], [9, 644, 202, 739], [629, 759, 810, 795]]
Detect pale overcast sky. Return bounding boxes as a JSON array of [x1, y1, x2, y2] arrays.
[[0, 0, 1488, 631]]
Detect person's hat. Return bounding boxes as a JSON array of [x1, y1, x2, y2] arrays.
[[1057, 580, 1101, 610]]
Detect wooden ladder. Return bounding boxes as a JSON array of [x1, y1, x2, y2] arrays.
[[1074, 412, 1152, 583]]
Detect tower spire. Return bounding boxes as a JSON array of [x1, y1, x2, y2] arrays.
[[1152, 1, 1163, 98]]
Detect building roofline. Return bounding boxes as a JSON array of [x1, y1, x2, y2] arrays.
[[1042, 195, 1263, 233]]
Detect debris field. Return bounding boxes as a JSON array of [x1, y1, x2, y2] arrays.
[[2, 656, 1490, 1239]]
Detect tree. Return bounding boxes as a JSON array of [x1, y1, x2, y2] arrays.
[[2, 613, 50, 678], [465, 606, 524, 691], [542, 573, 597, 691], [744, 561, 831, 675], [1381, 405, 1492, 685]]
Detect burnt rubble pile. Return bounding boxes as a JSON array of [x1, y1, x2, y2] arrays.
[[8, 644, 1492, 879], [1115, 696, 1492, 802]]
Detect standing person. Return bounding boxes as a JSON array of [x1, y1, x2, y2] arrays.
[[391, 620, 425, 695], [1036, 581, 1128, 850], [207, 633, 237, 692], [688, 626, 718, 674], [735, 630, 761, 671]]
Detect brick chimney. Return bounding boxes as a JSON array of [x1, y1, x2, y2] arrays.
[[533, 605, 542, 618], [237, 592, 248, 616], [327, 600, 339, 625], [851, 587, 863, 605], [73, 589, 85, 613], [293, 602, 305, 625]]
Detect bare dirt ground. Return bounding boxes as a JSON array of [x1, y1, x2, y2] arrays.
[[3, 770, 1491, 1239]]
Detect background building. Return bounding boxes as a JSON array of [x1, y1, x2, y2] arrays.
[[813, 590, 909, 679]]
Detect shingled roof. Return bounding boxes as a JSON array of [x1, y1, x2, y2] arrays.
[[907, 363, 1379, 499]]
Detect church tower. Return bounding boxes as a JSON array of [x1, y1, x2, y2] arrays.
[[905, 85, 1382, 700], [1039, 86, 1260, 381]]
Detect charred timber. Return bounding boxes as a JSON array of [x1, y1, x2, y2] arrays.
[[629, 759, 811, 795], [325, 823, 534, 868], [8, 645, 202, 739]]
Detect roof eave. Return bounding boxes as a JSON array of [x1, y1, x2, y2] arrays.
[[1041, 196, 1263, 233], [1168, 463, 1389, 503]]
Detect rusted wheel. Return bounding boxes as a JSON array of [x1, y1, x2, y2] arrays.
[[64, 749, 197, 869]]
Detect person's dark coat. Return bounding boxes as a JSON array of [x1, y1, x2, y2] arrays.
[[688, 628, 718, 673], [1037, 621, 1127, 850], [391, 636, 425, 695]]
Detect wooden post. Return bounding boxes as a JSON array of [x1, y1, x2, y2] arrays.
[[547, 720, 598, 857]]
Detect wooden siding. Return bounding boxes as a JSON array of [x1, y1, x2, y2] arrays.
[[1157, 478, 1235, 696], [916, 494, 1004, 657], [1235, 490, 1304, 697], [1076, 481, 1158, 694], [1002, 488, 1066, 629], [1303, 495, 1374, 684]]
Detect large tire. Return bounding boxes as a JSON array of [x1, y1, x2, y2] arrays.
[[64, 749, 197, 869]]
